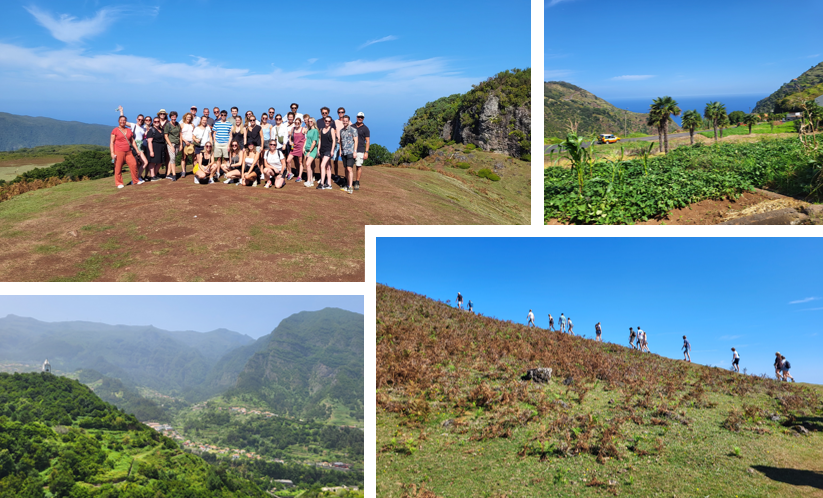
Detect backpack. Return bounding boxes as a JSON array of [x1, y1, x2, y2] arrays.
[[784, 360, 790, 369]]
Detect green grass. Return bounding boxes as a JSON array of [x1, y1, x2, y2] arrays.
[[0, 163, 53, 182], [377, 285, 823, 498], [699, 121, 797, 138]]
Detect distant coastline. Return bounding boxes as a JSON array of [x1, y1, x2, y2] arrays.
[[609, 94, 768, 126]]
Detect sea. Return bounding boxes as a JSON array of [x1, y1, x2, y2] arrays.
[[608, 94, 768, 127]]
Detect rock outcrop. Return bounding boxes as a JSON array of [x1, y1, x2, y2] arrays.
[[439, 94, 531, 158]]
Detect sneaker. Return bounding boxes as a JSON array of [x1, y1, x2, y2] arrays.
[[181, 172, 186, 178], [224, 178, 233, 184], [354, 180, 360, 190], [304, 181, 314, 188], [137, 179, 145, 185], [117, 184, 124, 189], [150, 176, 160, 181], [194, 177, 199, 184], [171, 177, 177, 182], [295, 177, 301, 183], [316, 182, 324, 190], [340, 185, 348, 192], [167, 174, 175, 180], [346, 187, 353, 195], [286, 172, 294, 180], [324, 183, 332, 190], [264, 181, 272, 188], [252, 180, 258, 187], [208, 178, 214, 184]]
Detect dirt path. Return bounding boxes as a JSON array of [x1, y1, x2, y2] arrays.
[[0, 163, 527, 282]]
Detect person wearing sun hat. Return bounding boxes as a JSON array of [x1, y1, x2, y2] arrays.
[[353, 111, 370, 190]]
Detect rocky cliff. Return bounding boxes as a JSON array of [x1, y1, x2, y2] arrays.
[[396, 68, 531, 162]]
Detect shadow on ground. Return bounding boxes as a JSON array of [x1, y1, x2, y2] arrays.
[[752, 466, 823, 490]]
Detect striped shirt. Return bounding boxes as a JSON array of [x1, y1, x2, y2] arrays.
[[213, 120, 232, 144]]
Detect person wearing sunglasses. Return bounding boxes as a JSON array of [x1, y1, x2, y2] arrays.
[[332, 107, 346, 180], [316, 116, 337, 190], [272, 114, 289, 169], [146, 117, 168, 180], [212, 110, 231, 181], [194, 142, 217, 184], [177, 112, 195, 180], [263, 140, 286, 188], [260, 113, 273, 170], [117, 106, 149, 179], [337, 114, 358, 194], [189, 106, 199, 126], [163, 111, 182, 181], [290, 103, 303, 127], [240, 141, 261, 186], [231, 115, 246, 149], [222, 140, 243, 183], [110, 114, 144, 188], [353, 112, 370, 190], [303, 117, 319, 188], [287, 117, 306, 182]]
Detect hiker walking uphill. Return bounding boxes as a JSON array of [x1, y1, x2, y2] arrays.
[[638, 327, 649, 352], [548, 314, 555, 332], [527, 310, 535, 328], [629, 327, 637, 350], [682, 335, 691, 362], [595, 322, 602, 342], [560, 313, 566, 333], [780, 355, 795, 382], [457, 292, 463, 310], [467, 300, 474, 313], [731, 348, 740, 372], [774, 352, 783, 380], [567, 317, 574, 335]]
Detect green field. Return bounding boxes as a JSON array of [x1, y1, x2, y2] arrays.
[[699, 121, 797, 138], [0, 163, 56, 182], [376, 285, 823, 498]]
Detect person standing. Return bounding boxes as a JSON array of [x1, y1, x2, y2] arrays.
[[638, 327, 649, 352], [212, 110, 231, 180], [527, 309, 535, 328], [780, 355, 795, 382], [467, 300, 473, 313], [548, 314, 555, 332], [163, 111, 182, 181], [202, 107, 214, 127], [192, 116, 212, 159], [567, 317, 574, 335], [353, 112, 370, 190], [289, 103, 304, 125], [231, 116, 246, 150], [177, 113, 195, 180], [245, 114, 262, 156], [260, 113, 273, 167], [110, 115, 142, 188], [145, 116, 167, 181], [303, 117, 319, 187], [595, 322, 602, 342], [682, 335, 691, 362], [231, 107, 239, 120], [212, 107, 220, 124], [457, 292, 463, 309], [317, 107, 337, 176], [288, 117, 306, 182], [629, 327, 636, 350], [559, 313, 566, 334], [189, 106, 199, 126], [338, 114, 358, 194], [267, 107, 276, 122], [333, 107, 346, 180], [774, 352, 783, 380], [731, 348, 740, 373], [316, 115, 336, 190]]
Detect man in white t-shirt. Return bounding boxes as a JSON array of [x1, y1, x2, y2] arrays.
[[527, 310, 535, 328], [289, 103, 304, 127]]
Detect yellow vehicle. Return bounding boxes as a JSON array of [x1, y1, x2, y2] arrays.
[[597, 133, 621, 144]]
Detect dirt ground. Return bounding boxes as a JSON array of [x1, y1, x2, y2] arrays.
[[0, 162, 525, 282]]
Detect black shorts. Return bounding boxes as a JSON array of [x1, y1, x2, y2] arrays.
[[343, 153, 355, 168], [320, 149, 332, 158], [733, 358, 740, 365]]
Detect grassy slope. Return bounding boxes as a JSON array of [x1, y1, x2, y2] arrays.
[[754, 61, 823, 113], [376, 285, 823, 498], [545, 82, 677, 139], [699, 121, 797, 138], [0, 149, 527, 281]]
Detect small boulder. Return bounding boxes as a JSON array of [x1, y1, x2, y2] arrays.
[[793, 425, 810, 435], [522, 367, 552, 383], [441, 419, 454, 428], [563, 376, 574, 386]]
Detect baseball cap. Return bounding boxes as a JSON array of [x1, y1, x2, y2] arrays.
[[356, 112, 365, 118], [158, 109, 167, 114]]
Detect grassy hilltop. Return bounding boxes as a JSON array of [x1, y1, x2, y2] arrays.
[[753, 61, 823, 113], [376, 285, 823, 497]]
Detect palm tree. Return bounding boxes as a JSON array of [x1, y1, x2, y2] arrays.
[[718, 113, 730, 139], [650, 97, 681, 153], [704, 101, 727, 142], [647, 107, 664, 153], [742, 114, 759, 134], [681, 109, 702, 145]]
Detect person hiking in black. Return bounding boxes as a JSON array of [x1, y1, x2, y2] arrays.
[[629, 327, 636, 350], [457, 292, 463, 310], [548, 314, 555, 331]]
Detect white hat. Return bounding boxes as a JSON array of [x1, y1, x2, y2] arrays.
[[356, 112, 365, 118]]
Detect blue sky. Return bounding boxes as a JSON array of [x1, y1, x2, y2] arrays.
[[0, 296, 363, 339], [546, 0, 823, 102], [377, 237, 823, 384], [0, 1, 529, 151]]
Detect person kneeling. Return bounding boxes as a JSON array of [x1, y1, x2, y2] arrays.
[[239, 142, 261, 186], [263, 141, 286, 189], [193, 143, 218, 184], [222, 140, 243, 184]]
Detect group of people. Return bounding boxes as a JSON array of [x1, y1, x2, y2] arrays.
[[546, 313, 574, 335], [456, 292, 474, 313], [774, 352, 795, 382], [109, 104, 371, 194], [629, 326, 649, 352]]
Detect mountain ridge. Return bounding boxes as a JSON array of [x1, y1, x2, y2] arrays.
[[753, 61, 823, 113], [0, 111, 113, 151]]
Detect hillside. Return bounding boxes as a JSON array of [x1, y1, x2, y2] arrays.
[[753, 61, 823, 113], [0, 315, 253, 399], [376, 285, 823, 497], [545, 81, 677, 139], [231, 308, 364, 422], [0, 112, 112, 151], [396, 69, 530, 161], [0, 372, 267, 497]]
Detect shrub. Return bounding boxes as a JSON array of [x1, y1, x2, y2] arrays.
[[18, 151, 113, 182], [456, 162, 471, 169], [477, 168, 500, 181], [363, 144, 393, 166], [465, 144, 477, 151], [521, 154, 531, 162]]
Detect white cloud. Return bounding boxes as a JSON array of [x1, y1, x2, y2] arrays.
[[25, 6, 115, 43], [307, 58, 318, 64], [798, 307, 823, 311], [610, 75, 656, 81], [545, 69, 573, 80], [805, 54, 820, 59], [0, 43, 478, 100], [547, 0, 576, 6], [789, 297, 818, 304], [358, 35, 398, 50]]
